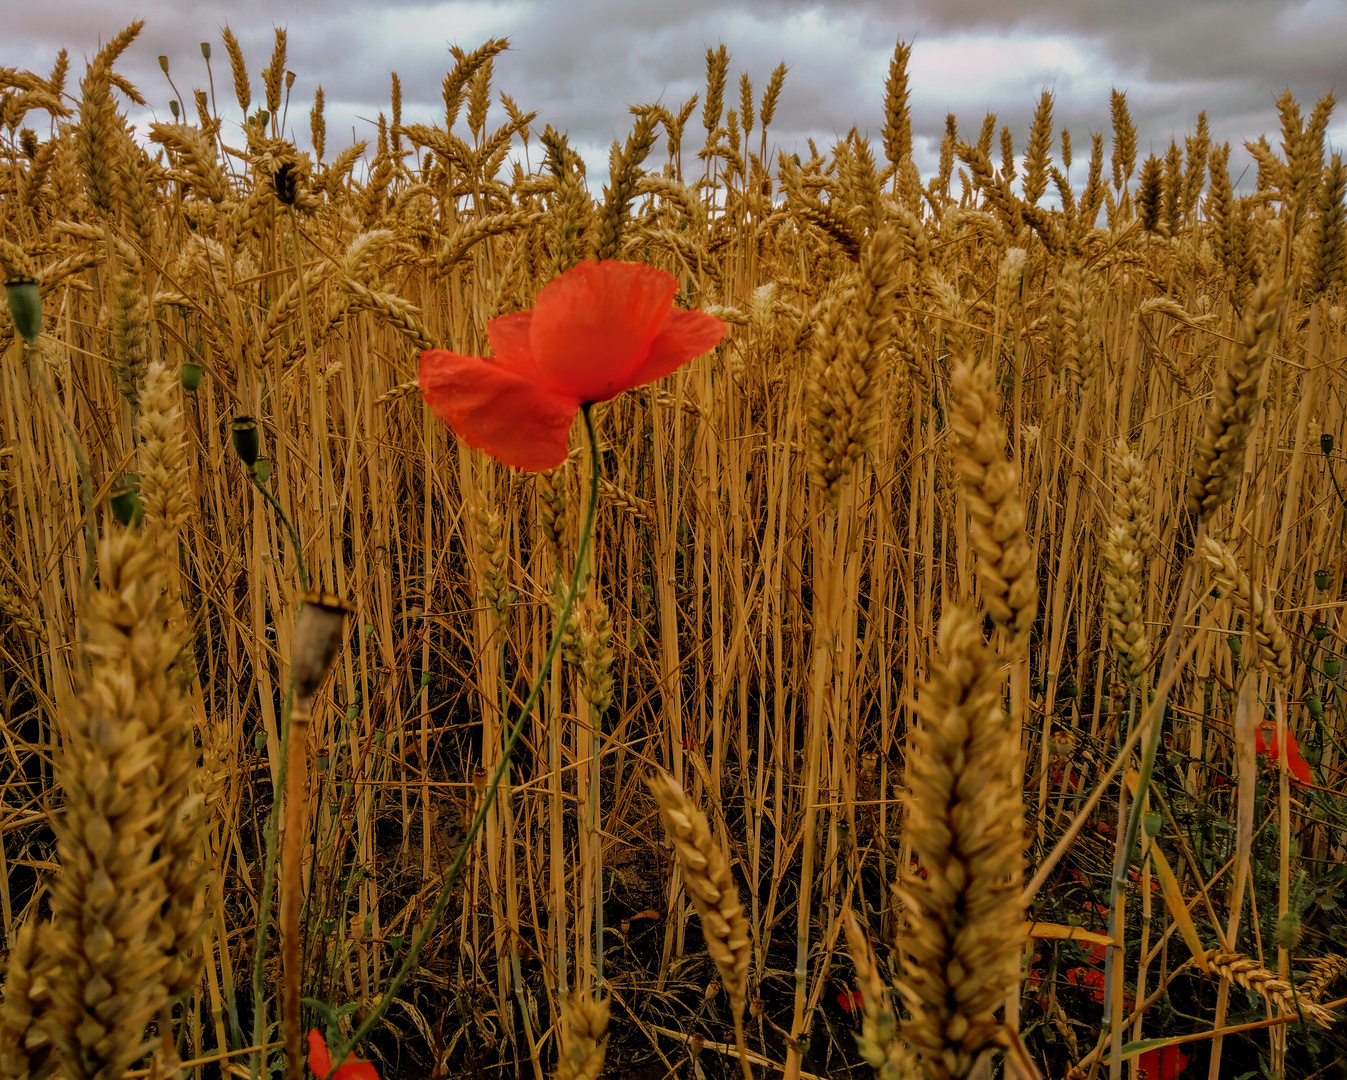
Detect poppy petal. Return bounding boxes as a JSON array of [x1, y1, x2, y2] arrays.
[[529, 261, 678, 401], [1285, 728, 1312, 785], [619, 308, 726, 391], [486, 312, 541, 377], [336, 1061, 382, 1080], [307, 1030, 333, 1076], [420, 350, 578, 471]]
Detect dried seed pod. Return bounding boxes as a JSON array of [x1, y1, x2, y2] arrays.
[[292, 593, 351, 709]]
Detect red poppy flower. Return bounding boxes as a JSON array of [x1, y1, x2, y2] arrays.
[[307, 1029, 380, 1080], [836, 988, 864, 1013], [420, 260, 725, 470], [1255, 723, 1312, 785], [1137, 1042, 1188, 1080]]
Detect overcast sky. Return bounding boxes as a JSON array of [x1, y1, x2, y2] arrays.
[[4, 1, 1344, 196]]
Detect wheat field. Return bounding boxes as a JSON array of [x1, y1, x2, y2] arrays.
[[1, 21, 1346, 1080]]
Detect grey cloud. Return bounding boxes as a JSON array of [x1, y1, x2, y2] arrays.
[[1, 1, 1337, 196]]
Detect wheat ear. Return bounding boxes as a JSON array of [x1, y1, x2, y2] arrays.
[[896, 605, 1024, 1080], [1199, 536, 1294, 689], [1205, 951, 1336, 1028], [553, 994, 609, 1080], [1186, 277, 1284, 520], [842, 908, 912, 1079], [45, 531, 182, 1080], [646, 770, 752, 1080], [0, 918, 56, 1080]]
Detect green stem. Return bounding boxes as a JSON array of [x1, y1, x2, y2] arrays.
[[328, 404, 603, 1074], [251, 682, 295, 1080], [244, 461, 310, 1079], [250, 470, 309, 594]]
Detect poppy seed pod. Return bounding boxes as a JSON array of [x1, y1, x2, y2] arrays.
[[170, 99, 180, 119], [292, 592, 351, 708], [1315, 569, 1331, 591], [273, 162, 299, 206], [200, 42, 211, 60], [4, 275, 42, 345], [1323, 433, 1335, 457], [110, 484, 144, 528], [230, 416, 260, 466], [181, 362, 203, 391], [1325, 658, 1341, 678], [158, 54, 170, 74]]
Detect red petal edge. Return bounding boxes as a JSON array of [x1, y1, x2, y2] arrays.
[[420, 349, 578, 471], [620, 308, 726, 392], [307, 1030, 332, 1076]]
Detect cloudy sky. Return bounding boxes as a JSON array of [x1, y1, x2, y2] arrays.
[[4, 0, 1343, 194]]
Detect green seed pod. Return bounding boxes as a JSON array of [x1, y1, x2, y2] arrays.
[[1313, 622, 1328, 642], [109, 483, 144, 528], [200, 42, 211, 60], [1275, 911, 1302, 951], [230, 416, 260, 466], [1315, 568, 1331, 591], [1322, 433, 1335, 457], [1307, 695, 1324, 719], [315, 755, 329, 772], [1227, 634, 1243, 656], [1064, 681, 1079, 699], [1143, 811, 1164, 838], [4, 275, 42, 345], [254, 730, 268, 752], [1324, 657, 1341, 678], [253, 458, 272, 484], [1305, 744, 1323, 767], [158, 54, 170, 74], [180, 362, 203, 391], [389, 932, 403, 951], [169, 99, 180, 119]]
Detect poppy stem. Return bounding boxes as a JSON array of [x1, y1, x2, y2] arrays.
[[248, 468, 310, 594], [328, 403, 603, 1076]]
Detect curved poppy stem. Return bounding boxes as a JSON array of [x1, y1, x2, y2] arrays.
[[248, 469, 310, 594], [328, 403, 603, 1076]]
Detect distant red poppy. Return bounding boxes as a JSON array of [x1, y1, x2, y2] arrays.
[[307, 1029, 380, 1080], [1137, 1042, 1188, 1080], [1255, 723, 1312, 785], [836, 988, 864, 1013], [420, 261, 725, 470]]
